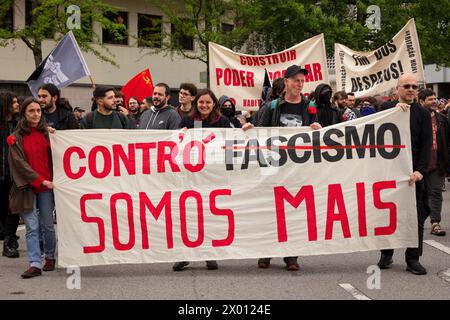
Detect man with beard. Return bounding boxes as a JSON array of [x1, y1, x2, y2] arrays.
[[139, 83, 181, 130], [81, 86, 131, 129], [333, 90, 356, 121], [418, 89, 448, 236], [38, 83, 78, 130], [127, 96, 142, 127]]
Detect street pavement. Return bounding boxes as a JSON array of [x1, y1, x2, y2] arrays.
[[1, 182, 450, 301]]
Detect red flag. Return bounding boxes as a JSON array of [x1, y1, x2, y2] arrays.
[[121, 68, 154, 108]]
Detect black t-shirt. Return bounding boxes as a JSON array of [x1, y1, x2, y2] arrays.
[[44, 111, 59, 128], [279, 102, 305, 127]]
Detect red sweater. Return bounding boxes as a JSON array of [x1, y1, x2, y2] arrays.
[[22, 127, 51, 192]]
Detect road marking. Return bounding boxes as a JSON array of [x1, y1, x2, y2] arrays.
[[339, 283, 371, 300], [438, 268, 450, 284], [424, 240, 450, 255]]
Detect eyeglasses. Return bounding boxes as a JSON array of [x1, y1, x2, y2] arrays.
[[399, 84, 418, 90]]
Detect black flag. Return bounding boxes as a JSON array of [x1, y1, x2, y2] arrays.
[[260, 68, 272, 105]]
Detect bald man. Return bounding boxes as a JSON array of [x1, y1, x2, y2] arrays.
[[378, 73, 432, 275]]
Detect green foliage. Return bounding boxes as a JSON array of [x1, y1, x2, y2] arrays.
[[0, 0, 128, 67], [245, 0, 449, 67]]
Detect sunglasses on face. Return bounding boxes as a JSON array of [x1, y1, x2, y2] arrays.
[[399, 84, 418, 90]]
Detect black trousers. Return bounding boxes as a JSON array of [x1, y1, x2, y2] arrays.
[[381, 180, 430, 261], [0, 177, 19, 238], [0, 178, 12, 235]]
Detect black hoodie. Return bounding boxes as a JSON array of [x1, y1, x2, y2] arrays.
[[218, 95, 241, 128], [314, 84, 342, 127]]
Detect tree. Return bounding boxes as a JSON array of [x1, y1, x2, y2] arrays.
[[359, 0, 450, 67], [0, 0, 128, 68], [243, 0, 450, 67], [142, 0, 254, 86]]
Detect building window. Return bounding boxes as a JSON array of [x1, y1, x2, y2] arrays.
[[103, 11, 128, 45], [171, 22, 194, 51], [25, 0, 54, 38], [0, 5, 13, 31], [138, 14, 162, 48], [221, 23, 233, 33]]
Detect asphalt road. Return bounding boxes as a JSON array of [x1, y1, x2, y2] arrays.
[[1, 183, 450, 301]]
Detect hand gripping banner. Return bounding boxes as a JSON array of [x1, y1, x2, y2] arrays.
[[51, 108, 417, 267]]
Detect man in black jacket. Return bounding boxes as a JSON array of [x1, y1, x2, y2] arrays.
[[38, 83, 79, 130], [418, 89, 449, 236], [378, 73, 432, 275]]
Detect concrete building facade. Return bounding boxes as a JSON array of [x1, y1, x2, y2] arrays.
[[0, 0, 206, 109]]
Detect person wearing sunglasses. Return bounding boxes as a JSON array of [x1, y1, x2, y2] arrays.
[[378, 73, 432, 275]]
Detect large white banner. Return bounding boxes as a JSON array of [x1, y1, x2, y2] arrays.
[[51, 108, 417, 267], [335, 18, 424, 98], [209, 34, 329, 111]]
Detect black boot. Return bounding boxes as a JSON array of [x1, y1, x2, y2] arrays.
[[2, 237, 19, 258], [11, 235, 19, 250]]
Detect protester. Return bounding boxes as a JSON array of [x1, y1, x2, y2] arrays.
[[81, 86, 132, 129], [174, 88, 252, 272], [257, 66, 320, 130], [8, 97, 56, 278], [127, 96, 142, 127], [388, 87, 399, 102], [334, 90, 356, 121], [314, 83, 342, 127], [114, 90, 125, 109], [218, 95, 241, 128], [418, 89, 448, 236], [256, 64, 320, 271], [140, 97, 152, 113], [0, 90, 20, 258], [139, 83, 181, 130], [346, 92, 360, 116], [37, 83, 78, 130], [73, 107, 85, 128], [359, 96, 377, 117], [177, 83, 197, 118], [254, 77, 285, 125], [378, 73, 432, 275], [179, 88, 231, 129]]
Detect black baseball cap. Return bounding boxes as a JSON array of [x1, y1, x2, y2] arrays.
[[284, 65, 309, 78], [74, 107, 85, 113]]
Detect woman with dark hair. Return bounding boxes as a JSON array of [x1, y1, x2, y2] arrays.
[[0, 90, 20, 258], [174, 89, 233, 272], [179, 88, 232, 129], [8, 97, 56, 278]]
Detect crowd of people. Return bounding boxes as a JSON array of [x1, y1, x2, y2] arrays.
[[1, 64, 449, 278]]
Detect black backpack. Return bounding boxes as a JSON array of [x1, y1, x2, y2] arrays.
[[84, 111, 128, 129]]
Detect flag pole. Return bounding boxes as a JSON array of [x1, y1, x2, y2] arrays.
[[89, 75, 96, 89]]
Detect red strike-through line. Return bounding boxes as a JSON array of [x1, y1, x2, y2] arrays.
[[221, 145, 406, 150]]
